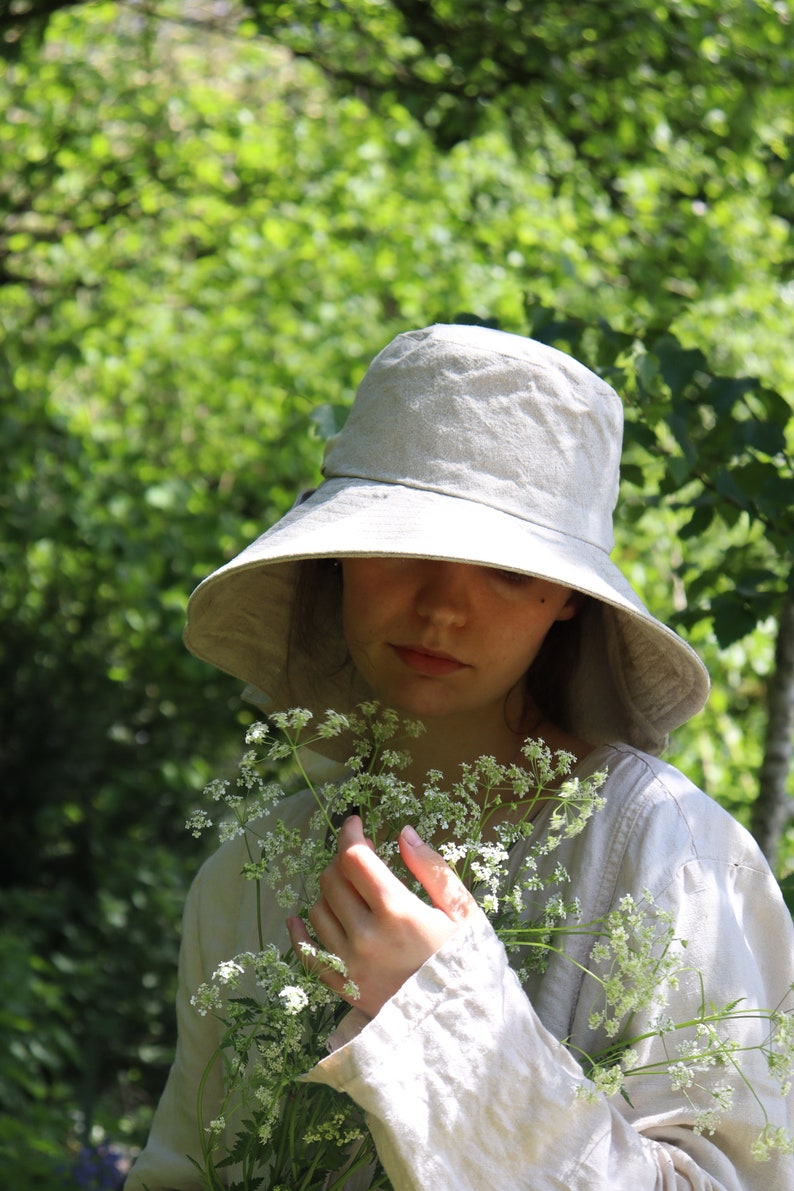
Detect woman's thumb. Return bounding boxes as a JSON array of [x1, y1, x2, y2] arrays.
[[399, 824, 477, 924]]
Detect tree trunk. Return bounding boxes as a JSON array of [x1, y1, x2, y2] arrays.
[[751, 589, 794, 870]]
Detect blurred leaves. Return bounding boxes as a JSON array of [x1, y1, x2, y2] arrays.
[[526, 306, 793, 649]]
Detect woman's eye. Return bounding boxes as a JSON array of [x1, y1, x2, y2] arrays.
[[490, 567, 533, 587]]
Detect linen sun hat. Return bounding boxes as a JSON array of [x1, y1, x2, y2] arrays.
[[184, 323, 709, 756]]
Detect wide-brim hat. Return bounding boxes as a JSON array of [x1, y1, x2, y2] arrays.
[[184, 324, 709, 757]]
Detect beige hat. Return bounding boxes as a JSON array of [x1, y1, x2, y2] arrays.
[[184, 324, 709, 756]]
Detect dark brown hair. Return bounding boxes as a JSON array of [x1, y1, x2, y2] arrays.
[[289, 557, 349, 678], [523, 599, 590, 730]]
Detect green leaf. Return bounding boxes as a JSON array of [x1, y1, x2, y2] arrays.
[[779, 874, 794, 920], [714, 468, 751, 509], [710, 589, 781, 647], [679, 503, 715, 539], [740, 417, 787, 458], [310, 403, 350, 440], [654, 337, 706, 395]]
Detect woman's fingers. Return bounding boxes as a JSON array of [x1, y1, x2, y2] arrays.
[[285, 817, 477, 1017], [315, 847, 370, 928], [286, 915, 352, 998], [332, 817, 475, 926], [330, 816, 407, 912], [287, 818, 384, 1000], [399, 824, 478, 923]]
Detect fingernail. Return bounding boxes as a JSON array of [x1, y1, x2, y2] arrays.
[[402, 824, 422, 847]]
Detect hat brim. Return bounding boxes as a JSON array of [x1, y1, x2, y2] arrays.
[[184, 479, 709, 756]]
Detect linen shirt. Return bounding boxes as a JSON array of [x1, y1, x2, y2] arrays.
[[125, 745, 794, 1190]]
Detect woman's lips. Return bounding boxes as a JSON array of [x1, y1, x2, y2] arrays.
[[391, 645, 467, 677]]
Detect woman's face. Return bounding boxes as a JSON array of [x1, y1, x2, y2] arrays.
[[341, 558, 579, 728]]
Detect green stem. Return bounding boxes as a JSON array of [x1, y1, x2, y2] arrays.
[[292, 739, 338, 839]]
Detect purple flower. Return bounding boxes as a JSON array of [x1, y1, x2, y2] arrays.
[[66, 1143, 128, 1191]]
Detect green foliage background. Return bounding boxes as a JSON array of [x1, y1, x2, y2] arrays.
[[1, 1, 792, 1184]]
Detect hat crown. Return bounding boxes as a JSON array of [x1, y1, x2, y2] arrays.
[[322, 324, 623, 554]]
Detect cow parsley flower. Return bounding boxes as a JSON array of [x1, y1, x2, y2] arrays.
[[190, 982, 222, 1016], [278, 985, 309, 1016], [215, 958, 247, 986], [245, 721, 270, 745], [205, 1117, 225, 1138], [185, 809, 213, 837], [183, 703, 792, 1188]]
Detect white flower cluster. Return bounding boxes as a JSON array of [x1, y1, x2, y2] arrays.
[[752, 1124, 794, 1161], [184, 808, 212, 837], [278, 984, 309, 1016], [303, 1107, 365, 1147], [587, 892, 679, 1038], [768, 1008, 794, 1097], [184, 703, 794, 1184]]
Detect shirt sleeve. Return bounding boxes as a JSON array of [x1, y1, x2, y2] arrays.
[[306, 865, 794, 1191]]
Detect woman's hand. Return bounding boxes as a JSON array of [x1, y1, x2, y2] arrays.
[[287, 815, 477, 1019]]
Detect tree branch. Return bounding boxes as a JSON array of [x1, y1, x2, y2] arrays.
[[751, 586, 794, 867]]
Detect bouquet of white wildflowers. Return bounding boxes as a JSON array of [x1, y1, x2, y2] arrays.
[[185, 704, 794, 1190]]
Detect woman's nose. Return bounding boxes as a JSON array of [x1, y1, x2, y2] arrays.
[[413, 562, 469, 626]]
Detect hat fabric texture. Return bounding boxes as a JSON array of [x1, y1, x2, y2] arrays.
[[184, 323, 709, 756]]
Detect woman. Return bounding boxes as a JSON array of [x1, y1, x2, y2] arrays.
[[126, 324, 794, 1189]]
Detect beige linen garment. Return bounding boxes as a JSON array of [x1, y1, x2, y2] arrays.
[[126, 746, 794, 1191]]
